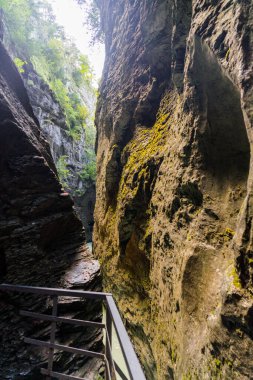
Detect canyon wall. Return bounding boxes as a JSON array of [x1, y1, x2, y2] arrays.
[[0, 14, 96, 242], [94, 0, 253, 379], [0, 41, 101, 379], [22, 65, 96, 242]]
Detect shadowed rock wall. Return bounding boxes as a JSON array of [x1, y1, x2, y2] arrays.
[[0, 41, 101, 379], [94, 0, 253, 379]]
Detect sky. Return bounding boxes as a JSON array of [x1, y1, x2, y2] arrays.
[[50, 0, 105, 82]]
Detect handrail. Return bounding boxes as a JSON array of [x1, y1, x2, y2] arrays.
[[0, 283, 111, 299], [106, 295, 146, 380], [0, 283, 146, 380]]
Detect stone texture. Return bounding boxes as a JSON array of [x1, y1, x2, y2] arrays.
[[0, 40, 102, 379], [94, 0, 253, 379]]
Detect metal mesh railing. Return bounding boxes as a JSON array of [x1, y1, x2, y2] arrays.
[[0, 284, 146, 380]]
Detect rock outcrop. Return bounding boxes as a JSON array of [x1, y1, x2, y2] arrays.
[[22, 65, 96, 242], [94, 0, 253, 379], [0, 40, 101, 379]]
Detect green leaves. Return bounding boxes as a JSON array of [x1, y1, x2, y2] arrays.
[[78, 159, 96, 182], [56, 155, 70, 187], [77, 0, 104, 45], [79, 55, 93, 82], [1, 0, 97, 143], [0, 0, 31, 47], [31, 55, 50, 83], [13, 57, 27, 73], [1, 0, 97, 186]]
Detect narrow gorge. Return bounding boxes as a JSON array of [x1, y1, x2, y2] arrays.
[[0, 0, 253, 379], [0, 5, 97, 242]]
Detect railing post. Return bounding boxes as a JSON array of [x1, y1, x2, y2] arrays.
[[105, 299, 118, 380], [105, 303, 112, 380], [46, 295, 58, 379], [106, 304, 112, 353]]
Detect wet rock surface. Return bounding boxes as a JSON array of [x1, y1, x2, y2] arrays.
[[0, 41, 102, 379], [94, 0, 253, 379]]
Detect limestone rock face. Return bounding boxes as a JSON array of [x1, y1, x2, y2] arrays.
[[94, 0, 253, 379], [0, 41, 101, 379], [21, 65, 96, 242]]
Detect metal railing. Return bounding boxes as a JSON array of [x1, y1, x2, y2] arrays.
[[0, 284, 146, 380]]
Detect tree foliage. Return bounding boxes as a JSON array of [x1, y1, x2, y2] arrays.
[[0, 0, 97, 184], [77, 0, 104, 44], [0, 0, 96, 141], [13, 57, 27, 73], [56, 155, 71, 187]]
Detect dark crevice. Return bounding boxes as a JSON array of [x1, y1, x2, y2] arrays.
[[0, 247, 7, 281], [172, 0, 193, 91], [193, 37, 250, 182]]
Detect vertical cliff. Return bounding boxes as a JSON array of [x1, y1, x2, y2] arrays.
[[22, 65, 96, 242], [0, 41, 101, 379], [94, 0, 253, 379]]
